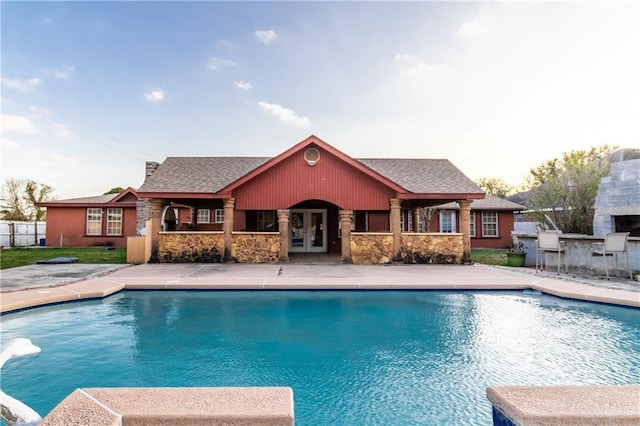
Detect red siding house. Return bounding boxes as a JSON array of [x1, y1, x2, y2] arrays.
[[427, 196, 524, 249], [37, 188, 139, 248], [135, 135, 486, 264]]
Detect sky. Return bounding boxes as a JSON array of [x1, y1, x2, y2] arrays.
[[2, 1, 639, 200]]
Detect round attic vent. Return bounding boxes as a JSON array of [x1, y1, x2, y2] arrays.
[[304, 147, 320, 166]]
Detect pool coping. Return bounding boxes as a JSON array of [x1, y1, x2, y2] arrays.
[[1, 263, 638, 314], [41, 387, 294, 426]]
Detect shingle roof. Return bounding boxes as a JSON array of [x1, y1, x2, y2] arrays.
[[51, 194, 118, 204], [358, 158, 484, 194], [137, 156, 484, 195], [438, 194, 524, 210], [137, 157, 271, 193]]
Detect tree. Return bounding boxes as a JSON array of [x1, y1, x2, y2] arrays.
[[1, 178, 56, 244], [1, 178, 31, 221], [104, 187, 125, 195], [524, 145, 617, 234], [475, 177, 515, 198]]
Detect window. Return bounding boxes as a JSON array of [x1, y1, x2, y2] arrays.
[[197, 209, 210, 223], [481, 211, 498, 237], [469, 213, 476, 237], [400, 209, 413, 232], [86, 208, 102, 235], [439, 210, 456, 233], [257, 210, 276, 232], [106, 208, 123, 236], [214, 209, 224, 224]]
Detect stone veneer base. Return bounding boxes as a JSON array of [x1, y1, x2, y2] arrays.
[[41, 387, 294, 426]]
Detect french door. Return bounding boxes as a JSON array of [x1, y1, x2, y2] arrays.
[[289, 209, 327, 252]]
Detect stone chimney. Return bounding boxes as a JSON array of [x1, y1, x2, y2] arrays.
[[145, 161, 160, 179]]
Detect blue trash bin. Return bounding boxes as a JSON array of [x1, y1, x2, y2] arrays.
[[39, 238, 46, 246]]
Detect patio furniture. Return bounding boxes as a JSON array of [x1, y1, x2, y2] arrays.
[[536, 231, 567, 275], [591, 232, 633, 280]]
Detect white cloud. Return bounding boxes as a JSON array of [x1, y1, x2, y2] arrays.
[[144, 89, 165, 102], [258, 101, 311, 127], [48, 152, 78, 168], [52, 122, 73, 140], [399, 62, 448, 78], [44, 65, 75, 80], [29, 105, 52, 116], [234, 80, 252, 91], [1, 114, 38, 135], [0, 137, 43, 158], [456, 21, 484, 39], [1, 76, 41, 94], [255, 30, 278, 45], [394, 53, 417, 61], [207, 57, 237, 70]]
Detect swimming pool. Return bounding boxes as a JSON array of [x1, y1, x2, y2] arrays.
[[2, 290, 639, 425]]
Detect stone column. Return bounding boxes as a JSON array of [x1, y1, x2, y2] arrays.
[[458, 199, 472, 264], [277, 210, 290, 262], [412, 207, 421, 232], [223, 198, 235, 261], [339, 210, 354, 263], [190, 207, 197, 230], [149, 199, 163, 263], [390, 199, 402, 260]]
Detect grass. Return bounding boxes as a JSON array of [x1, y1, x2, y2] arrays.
[[471, 249, 508, 266], [0, 247, 127, 270], [1, 247, 507, 269]]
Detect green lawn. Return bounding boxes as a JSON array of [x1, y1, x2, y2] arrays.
[[1, 247, 506, 269], [0, 247, 127, 270], [471, 249, 508, 266]]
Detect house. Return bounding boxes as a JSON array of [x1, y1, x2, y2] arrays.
[[428, 195, 524, 249], [135, 135, 485, 264], [36, 188, 140, 248]]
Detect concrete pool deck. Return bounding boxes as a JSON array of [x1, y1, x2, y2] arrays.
[[1, 263, 638, 313]]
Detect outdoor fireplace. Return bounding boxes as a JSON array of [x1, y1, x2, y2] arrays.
[[593, 151, 640, 237]]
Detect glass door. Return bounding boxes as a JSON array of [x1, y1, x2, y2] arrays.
[[289, 209, 327, 252], [290, 211, 306, 251]]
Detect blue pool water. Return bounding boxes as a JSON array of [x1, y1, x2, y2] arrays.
[[1, 291, 639, 425]]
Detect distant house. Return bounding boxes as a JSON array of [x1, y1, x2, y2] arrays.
[[430, 195, 524, 249], [135, 135, 486, 263], [36, 188, 140, 247]]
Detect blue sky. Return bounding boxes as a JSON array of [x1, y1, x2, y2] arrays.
[[2, 1, 639, 199]]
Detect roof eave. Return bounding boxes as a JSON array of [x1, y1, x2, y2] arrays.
[[136, 192, 229, 199], [401, 193, 486, 200]]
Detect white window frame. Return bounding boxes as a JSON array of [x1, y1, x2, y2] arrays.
[[106, 208, 123, 236], [439, 210, 456, 233], [469, 212, 476, 237], [197, 209, 210, 224], [86, 208, 102, 236], [399, 209, 414, 232], [481, 211, 499, 237], [214, 209, 224, 224]]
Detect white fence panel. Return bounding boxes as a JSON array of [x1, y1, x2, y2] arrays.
[[0, 221, 47, 247]]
